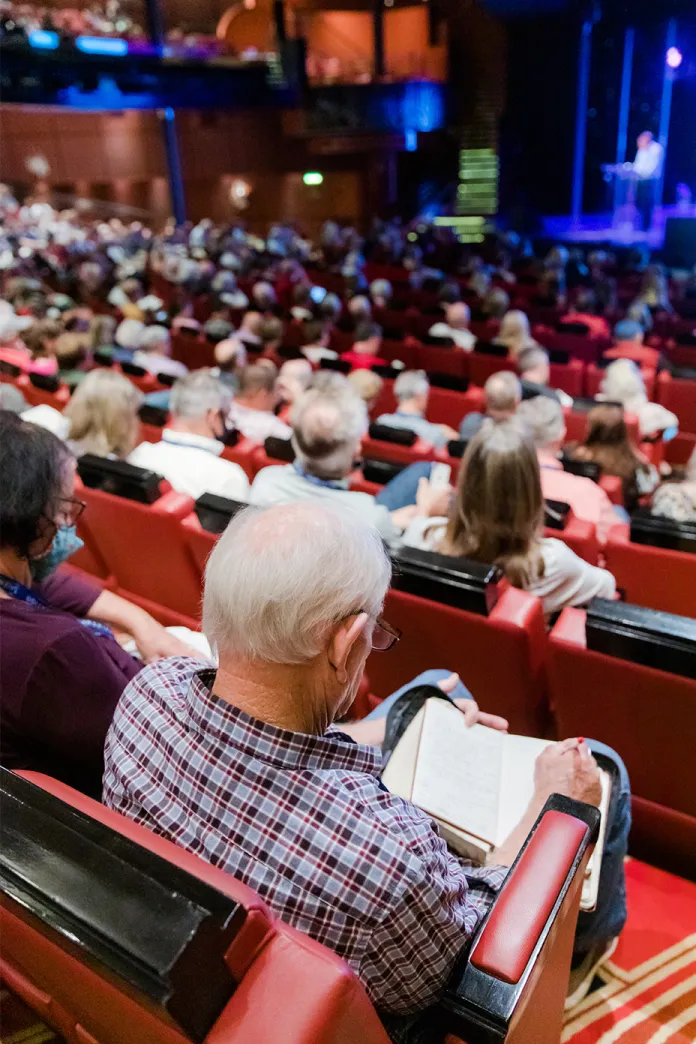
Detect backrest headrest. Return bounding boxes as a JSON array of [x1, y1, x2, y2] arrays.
[[548, 349, 570, 365], [195, 492, 247, 534], [427, 372, 469, 391], [0, 360, 22, 377], [557, 321, 590, 335], [368, 422, 418, 447], [630, 507, 696, 555], [264, 435, 295, 462], [78, 454, 163, 504], [139, 403, 168, 427], [391, 546, 504, 615], [586, 597, 696, 681], [362, 458, 406, 484], [0, 768, 246, 1042], [29, 371, 61, 392], [319, 358, 351, 374], [94, 348, 115, 367], [544, 499, 571, 531], [121, 361, 148, 378], [561, 455, 601, 483], [371, 363, 402, 379], [446, 438, 469, 459], [422, 333, 454, 347], [474, 341, 509, 357], [156, 372, 177, 388]]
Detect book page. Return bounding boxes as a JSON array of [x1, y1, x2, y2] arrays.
[[496, 734, 554, 846], [410, 701, 504, 845]]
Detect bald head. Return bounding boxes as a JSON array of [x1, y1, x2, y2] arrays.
[[485, 371, 522, 419], [445, 302, 470, 331], [277, 358, 313, 405]]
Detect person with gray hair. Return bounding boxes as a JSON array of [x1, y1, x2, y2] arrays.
[[250, 387, 450, 543], [459, 370, 522, 440], [128, 370, 249, 501], [133, 324, 188, 380], [517, 396, 617, 544], [369, 278, 392, 308], [429, 302, 476, 351], [376, 369, 459, 448], [518, 347, 573, 407], [105, 500, 623, 1026]]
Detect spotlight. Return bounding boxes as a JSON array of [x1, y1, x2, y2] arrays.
[[302, 172, 323, 186], [666, 47, 682, 69]]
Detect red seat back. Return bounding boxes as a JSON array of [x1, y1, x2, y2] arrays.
[[366, 586, 549, 736], [427, 385, 485, 429], [181, 513, 218, 578], [468, 352, 516, 388], [547, 608, 696, 878], [603, 531, 696, 617], [78, 485, 202, 625], [416, 343, 470, 380], [549, 358, 584, 398], [657, 371, 696, 434], [2, 770, 391, 1044], [544, 515, 599, 565]]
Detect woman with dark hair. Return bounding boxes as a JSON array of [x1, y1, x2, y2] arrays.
[[0, 413, 196, 796], [571, 404, 658, 511]]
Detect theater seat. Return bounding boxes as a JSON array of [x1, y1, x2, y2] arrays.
[[657, 370, 696, 434], [0, 769, 597, 1044], [77, 482, 202, 627], [427, 385, 486, 430], [603, 522, 696, 617], [547, 605, 696, 878], [366, 552, 549, 736]]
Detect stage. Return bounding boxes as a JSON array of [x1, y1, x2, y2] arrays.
[[542, 205, 696, 252]]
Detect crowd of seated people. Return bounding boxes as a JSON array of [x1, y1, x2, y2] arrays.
[[4, 196, 696, 1039]]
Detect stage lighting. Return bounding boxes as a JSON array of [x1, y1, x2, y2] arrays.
[[302, 172, 323, 186], [76, 36, 128, 56], [666, 47, 682, 69], [28, 30, 59, 50]]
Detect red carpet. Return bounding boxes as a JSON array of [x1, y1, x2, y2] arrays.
[[563, 859, 696, 1043]]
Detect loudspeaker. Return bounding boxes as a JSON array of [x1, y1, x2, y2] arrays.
[[663, 218, 696, 267]]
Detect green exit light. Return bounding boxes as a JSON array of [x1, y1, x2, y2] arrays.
[[303, 172, 324, 186]]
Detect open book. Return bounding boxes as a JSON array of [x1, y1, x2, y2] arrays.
[[381, 698, 610, 912]]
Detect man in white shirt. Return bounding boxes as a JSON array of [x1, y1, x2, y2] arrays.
[[226, 363, 292, 444], [132, 325, 188, 380], [428, 302, 476, 351], [376, 370, 459, 449], [632, 131, 664, 231], [128, 371, 249, 502]]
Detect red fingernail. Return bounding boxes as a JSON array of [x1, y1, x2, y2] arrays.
[[578, 737, 585, 744]]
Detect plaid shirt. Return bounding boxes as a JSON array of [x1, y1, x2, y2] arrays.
[[103, 659, 506, 1035]]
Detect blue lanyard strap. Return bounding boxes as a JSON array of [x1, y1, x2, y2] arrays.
[[0, 573, 117, 642], [292, 462, 350, 491]]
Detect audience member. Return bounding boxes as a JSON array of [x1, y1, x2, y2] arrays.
[[599, 359, 678, 438], [517, 396, 618, 543], [64, 370, 142, 459], [369, 278, 392, 309], [518, 346, 573, 406], [459, 371, 522, 440], [214, 335, 248, 392], [113, 318, 145, 362], [301, 319, 337, 364], [604, 320, 660, 369], [249, 388, 447, 542], [54, 331, 91, 387], [651, 448, 696, 523], [0, 413, 196, 798], [428, 302, 476, 351], [129, 371, 249, 501], [570, 404, 659, 511], [132, 325, 187, 380], [104, 500, 628, 1031], [347, 294, 372, 323], [252, 281, 278, 314], [290, 284, 314, 323], [376, 370, 458, 448], [404, 421, 617, 616], [561, 289, 610, 338], [258, 316, 284, 356], [482, 287, 510, 320], [276, 358, 313, 407], [341, 321, 384, 370], [494, 310, 538, 358], [226, 363, 291, 443], [347, 368, 383, 413], [236, 311, 264, 351]]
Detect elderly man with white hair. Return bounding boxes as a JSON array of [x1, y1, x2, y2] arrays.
[[429, 302, 476, 351], [104, 502, 629, 1034], [128, 370, 249, 501], [133, 324, 188, 380], [249, 387, 449, 542], [376, 370, 459, 448]]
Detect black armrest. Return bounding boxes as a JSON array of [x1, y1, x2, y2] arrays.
[[368, 423, 418, 447]]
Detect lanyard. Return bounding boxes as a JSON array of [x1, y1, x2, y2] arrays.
[[0, 573, 117, 642], [292, 462, 350, 491]]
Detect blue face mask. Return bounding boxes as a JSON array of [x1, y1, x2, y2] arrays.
[[30, 524, 84, 583]]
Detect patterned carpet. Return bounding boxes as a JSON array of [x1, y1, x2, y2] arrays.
[[563, 859, 696, 1043], [2, 860, 695, 1044]]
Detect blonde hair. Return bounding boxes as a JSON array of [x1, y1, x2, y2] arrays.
[[599, 358, 647, 412], [495, 310, 535, 357], [438, 420, 545, 589], [347, 368, 383, 405], [64, 369, 143, 459]]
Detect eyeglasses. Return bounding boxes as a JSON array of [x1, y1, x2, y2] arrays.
[[55, 497, 87, 525], [371, 615, 402, 652]]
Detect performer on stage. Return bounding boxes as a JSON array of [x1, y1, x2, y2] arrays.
[[632, 131, 664, 231]]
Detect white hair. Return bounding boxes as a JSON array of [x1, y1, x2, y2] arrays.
[[600, 359, 647, 410], [394, 369, 430, 403], [170, 370, 228, 419], [138, 325, 170, 352], [370, 278, 392, 301], [203, 502, 392, 664], [517, 395, 565, 448], [290, 388, 368, 480]]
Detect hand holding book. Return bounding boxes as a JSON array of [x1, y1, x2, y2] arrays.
[[533, 740, 603, 809]]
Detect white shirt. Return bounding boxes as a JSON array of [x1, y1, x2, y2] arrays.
[[401, 521, 616, 617], [428, 322, 476, 352], [633, 141, 664, 180], [132, 351, 188, 380], [250, 464, 401, 545], [128, 429, 250, 502], [226, 401, 292, 444]]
